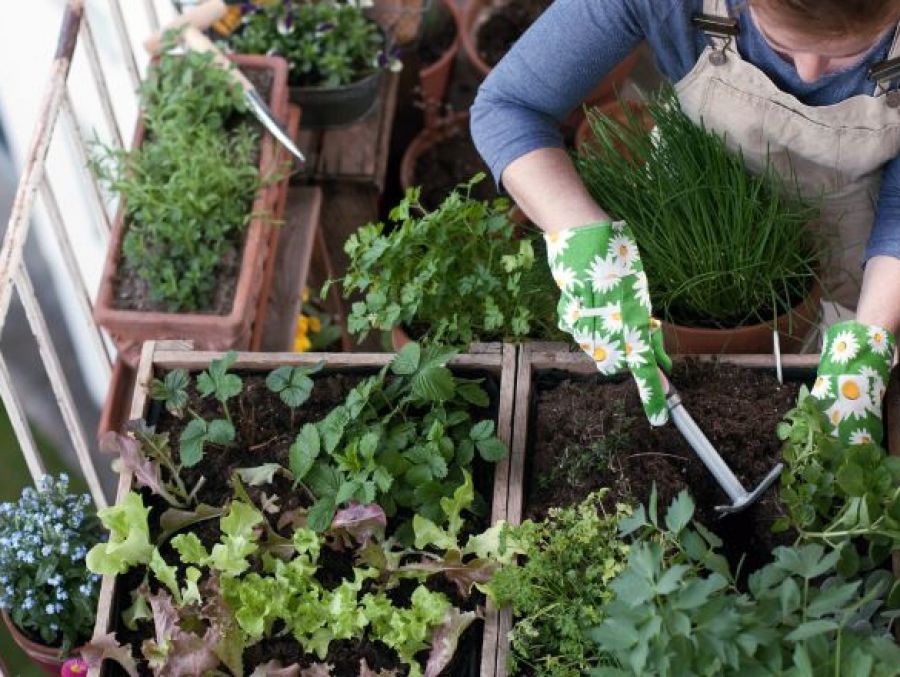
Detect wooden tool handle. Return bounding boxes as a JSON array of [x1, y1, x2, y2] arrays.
[[144, 0, 228, 55], [182, 26, 255, 93]]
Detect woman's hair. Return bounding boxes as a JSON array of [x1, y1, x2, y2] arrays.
[[749, 0, 900, 38]]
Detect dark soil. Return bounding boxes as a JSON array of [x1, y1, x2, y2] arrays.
[[525, 360, 805, 576], [419, 1, 458, 66], [112, 65, 274, 315], [414, 126, 495, 210], [476, 0, 553, 68], [109, 369, 498, 676]]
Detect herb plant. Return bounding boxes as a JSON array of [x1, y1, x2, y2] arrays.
[[0, 475, 102, 654], [91, 47, 263, 313], [576, 92, 820, 328], [329, 175, 563, 345], [486, 492, 631, 677], [588, 491, 900, 675], [290, 342, 508, 533], [777, 387, 900, 572], [226, 0, 399, 88]]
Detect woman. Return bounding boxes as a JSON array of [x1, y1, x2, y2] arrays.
[[471, 0, 900, 446]]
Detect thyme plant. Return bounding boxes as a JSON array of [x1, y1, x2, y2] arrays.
[[91, 48, 262, 313], [576, 93, 820, 329]]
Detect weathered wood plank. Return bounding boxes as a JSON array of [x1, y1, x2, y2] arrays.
[[257, 186, 323, 352]]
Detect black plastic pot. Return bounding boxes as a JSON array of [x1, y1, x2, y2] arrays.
[[290, 70, 383, 128]]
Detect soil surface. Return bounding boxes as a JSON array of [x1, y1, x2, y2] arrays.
[[419, 1, 458, 66], [413, 126, 495, 210], [525, 360, 805, 575], [476, 0, 553, 68], [109, 369, 499, 676], [112, 66, 274, 315]]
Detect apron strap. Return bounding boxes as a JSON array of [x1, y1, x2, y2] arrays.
[[697, 0, 737, 65]]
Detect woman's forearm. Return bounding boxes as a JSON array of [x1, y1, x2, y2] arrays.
[[856, 255, 900, 335], [501, 147, 610, 233]]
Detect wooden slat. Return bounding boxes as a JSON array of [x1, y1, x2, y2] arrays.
[[79, 10, 124, 149], [259, 186, 323, 351], [106, 0, 141, 90], [15, 267, 108, 509], [0, 1, 82, 332], [60, 90, 113, 237], [0, 352, 46, 482], [40, 177, 114, 376]]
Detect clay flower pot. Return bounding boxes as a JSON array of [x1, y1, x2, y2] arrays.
[[662, 283, 822, 355], [400, 110, 471, 193], [2, 609, 80, 676], [94, 54, 289, 367], [418, 0, 462, 126]]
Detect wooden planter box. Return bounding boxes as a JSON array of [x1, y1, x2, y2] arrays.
[[90, 340, 518, 677], [94, 55, 290, 368], [491, 343, 821, 675]]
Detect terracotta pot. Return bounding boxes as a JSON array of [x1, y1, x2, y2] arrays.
[[418, 0, 462, 126], [400, 110, 470, 193], [574, 98, 654, 158], [391, 324, 412, 351], [2, 609, 80, 676], [662, 283, 822, 355], [94, 55, 289, 367]]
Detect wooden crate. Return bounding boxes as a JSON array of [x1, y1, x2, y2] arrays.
[[90, 340, 517, 677], [494, 344, 821, 675]]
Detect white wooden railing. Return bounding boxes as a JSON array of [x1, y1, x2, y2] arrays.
[[0, 0, 175, 511]]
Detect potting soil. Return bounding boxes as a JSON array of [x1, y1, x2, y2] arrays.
[[526, 360, 804, 575], [414, 129, 495, 210], [476, 0, 553, 68]]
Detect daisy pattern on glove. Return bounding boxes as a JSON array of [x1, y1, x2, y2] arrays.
[[811, 320, 895, 447], [545, 221, 670, 426]]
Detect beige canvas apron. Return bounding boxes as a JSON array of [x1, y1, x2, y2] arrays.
[[675, 0, 900, 311]]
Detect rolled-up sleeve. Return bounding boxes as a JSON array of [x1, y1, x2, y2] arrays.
[[867, 156, 900, 262], [470, 0, 645, 188]]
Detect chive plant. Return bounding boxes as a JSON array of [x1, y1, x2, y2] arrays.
[[576, 93, 820, 329]]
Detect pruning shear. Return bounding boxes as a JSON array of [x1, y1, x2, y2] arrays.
[[144, 0, 306, 163], [665, 382, 783, 514]]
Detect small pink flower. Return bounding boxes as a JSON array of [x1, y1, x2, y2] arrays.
[[61, 658, 88, 677]]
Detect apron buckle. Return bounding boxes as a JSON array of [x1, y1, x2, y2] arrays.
[[694, 14, 738, 66], [868, 56, 900, 106]]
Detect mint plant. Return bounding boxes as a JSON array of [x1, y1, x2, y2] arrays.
[[328, 175, 563, 345], [91, 47, 264, 313]]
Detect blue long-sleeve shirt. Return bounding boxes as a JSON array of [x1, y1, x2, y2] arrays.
[[470, 0, 900, 262]]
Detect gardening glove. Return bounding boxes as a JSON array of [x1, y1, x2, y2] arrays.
[[810, 320, 895, 446], [545, 220, 672, 426]]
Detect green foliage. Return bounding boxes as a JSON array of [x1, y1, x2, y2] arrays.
[[576, 92, 819, 328], [330, 176, 563, 345], [91, 48, 262, 312], [587, 491, 900, 676], [294, 343, 507, 534], [486, 492, 631, 677], [179, 418, 236, 468], [265, 362, 323, 409], [777, 387, 900, 571], [86, 492, 153, 576], [226, 1, 391, 87]]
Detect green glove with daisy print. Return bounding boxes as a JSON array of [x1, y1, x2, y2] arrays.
[[545, 220, 671, 425], [810, 320, 895, 446]]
